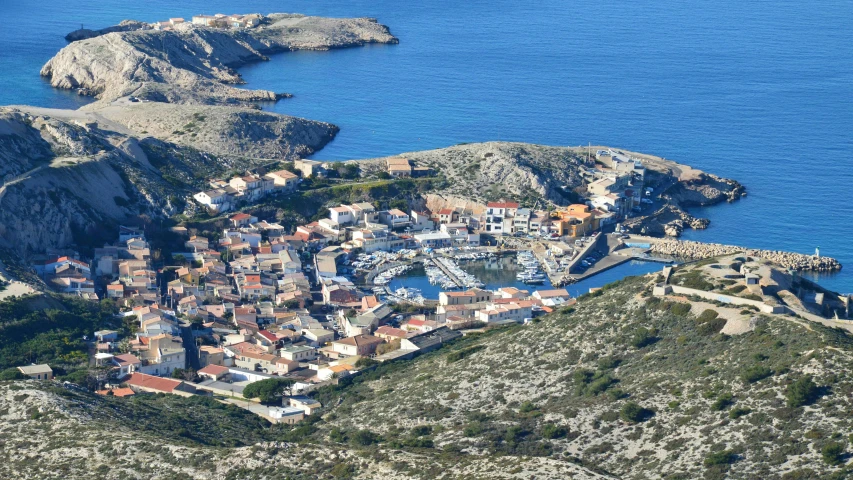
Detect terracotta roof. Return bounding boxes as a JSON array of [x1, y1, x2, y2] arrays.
[[125, 373, 183, 393], [113, 353, 141, 366], [198, 364, 229, 376], [375, 326, 409, 338], [487, 201, 520, 208], [96, 387, 135, 397], [230, 213, 253, 221], [257, 330, 278, 342]]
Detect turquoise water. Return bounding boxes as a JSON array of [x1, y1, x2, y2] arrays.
[[3, 0, 852, 291]]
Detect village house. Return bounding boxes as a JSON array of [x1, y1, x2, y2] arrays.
[[17, 364, 53, 380], [386, 157, 413, 177], [125, 373, 198, 396], [484, 201, 519, 234], [439, 288, 494, 306], [294, 159, 329, 178], [331, 335, 384, 357]]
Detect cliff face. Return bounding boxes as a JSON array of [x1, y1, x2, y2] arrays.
[[41, 14, 398, 106]]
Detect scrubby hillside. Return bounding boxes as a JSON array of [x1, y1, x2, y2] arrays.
[[0, 382, 607, 480], [316, 273, 853, 479], [360, 142, 588, 206]]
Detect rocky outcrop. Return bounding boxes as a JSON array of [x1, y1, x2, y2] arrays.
[[360, 142, 587, 205], [42, 14, 398, 106], [64, 20, 149, 42], [650, 239, 841, 271], [95, 102, 338, 159]]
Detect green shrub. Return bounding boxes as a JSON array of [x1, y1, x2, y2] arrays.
[[786, 376, 819, 408], [697, 309, 719, 323], [242, 378, 294, 404], [446, 345, 485, 363], [350, 429, 380, 447], [741, 365, 773, 384], [630, 327, 657, 349], [710, 393, 734, 411], [597, 356, 622, 369], [0, 368, 26, 380], [620, 402, 652, 423], [330, 463, 357, 478], [821, 442, 844, 465], [729, 407, 751, 419], [704, 450, 736, 466], [541, 423, 568, 439], [670, 303, 692, 316]]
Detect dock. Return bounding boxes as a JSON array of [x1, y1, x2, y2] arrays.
[[430, 257, 465, 288]]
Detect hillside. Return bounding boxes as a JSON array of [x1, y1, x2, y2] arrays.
[[358, 142, 743, 215], [0, 382, 607, 480], [42, 14, 398, 106], [0, 105, 334, 256], [4, 265, 853, 478], [315, 268, 853, 479]]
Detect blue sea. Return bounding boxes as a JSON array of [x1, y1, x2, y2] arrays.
[[3, 0, 853, 292]]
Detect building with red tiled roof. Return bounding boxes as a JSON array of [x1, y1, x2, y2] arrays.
[[96, 387, 136, 397], [197, 364, 229, 381], [125, 373, 197, 396]]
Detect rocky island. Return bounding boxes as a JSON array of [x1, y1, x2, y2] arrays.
[[43, 14, 398, 107]]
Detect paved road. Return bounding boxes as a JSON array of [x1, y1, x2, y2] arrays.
[[180, 324, 201, 371]]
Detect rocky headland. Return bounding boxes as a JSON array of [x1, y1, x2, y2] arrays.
[[42, 14, 398, 107]]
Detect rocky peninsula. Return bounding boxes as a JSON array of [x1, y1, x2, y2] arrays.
[[42, 14, 398, 107]]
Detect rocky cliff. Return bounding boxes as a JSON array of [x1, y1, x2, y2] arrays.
[[42, 14, 398, 106]]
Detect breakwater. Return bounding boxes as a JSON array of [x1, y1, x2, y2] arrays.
[[649, 239, 841, 272]]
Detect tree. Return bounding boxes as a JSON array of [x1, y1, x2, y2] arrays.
[[0, 368, 26, 380], [242, 378, 295, 403], [786, 375, 820, 407]]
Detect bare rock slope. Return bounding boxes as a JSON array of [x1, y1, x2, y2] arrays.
[[42, 14, 398, 106]]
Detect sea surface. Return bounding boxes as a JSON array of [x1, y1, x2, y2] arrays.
[[3, 0, 852, 291]]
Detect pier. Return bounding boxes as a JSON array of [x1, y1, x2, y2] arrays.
[[430, 257, 466, 288]]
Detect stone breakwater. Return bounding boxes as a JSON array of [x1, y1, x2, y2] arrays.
[[650, 239, 842, 272]]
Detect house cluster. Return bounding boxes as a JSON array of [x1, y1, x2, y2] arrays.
[[584, 149, 648, 217], [435, 286, 572, 328], [95, 226, 160, 304], [34, 255, 95, 299], [193, 170, 299, 213], [152, 13, 262, 31]]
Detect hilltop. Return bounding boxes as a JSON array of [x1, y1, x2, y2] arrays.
[[42, 14, 398, 107], [358, 142, 743, 227]]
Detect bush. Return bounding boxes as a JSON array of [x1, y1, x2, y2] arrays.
[[597, 356, 621, 369], [446, 345, 485, 363], [541, 423, 568, 439], [350, 429, 380, 447], [0, 368, 26, 380], [729, 407, 751, 419], [330, 463, 357, 479], [697, 309, 719, 323], [670, 303, 692, 316], [630, 327, 657, 349], [741, 365, 773, 384], [242, 378, 294, 404], [711, 393, 734, 412], [704, 450, 736, 466], [822, 442, 844, 465], [786, 375, 820, 408], [620, 402, 653, 423]]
